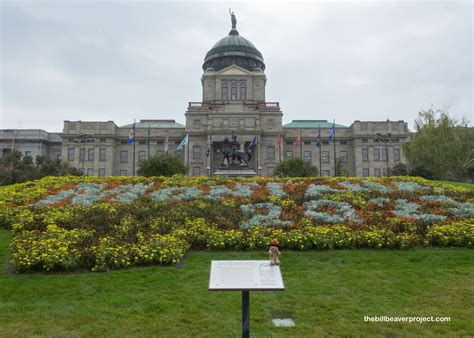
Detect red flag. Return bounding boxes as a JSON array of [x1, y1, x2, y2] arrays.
[[275, 134, 281, 152], [293, 134, 301, 151]]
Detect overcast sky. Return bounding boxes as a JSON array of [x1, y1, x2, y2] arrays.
[[1, 0, 472, 132]]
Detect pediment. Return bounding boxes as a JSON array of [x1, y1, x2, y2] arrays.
[[215, 64, 254, 76]]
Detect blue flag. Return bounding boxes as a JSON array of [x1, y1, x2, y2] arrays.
[[315, 128, 321, 148], [127, 121, 135, 145], [247, 136, 257, 153], [328, 122, 335, 144], [177, 134, 188, 150]]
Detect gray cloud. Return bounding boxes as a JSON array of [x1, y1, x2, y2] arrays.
[[1, 1, 472, 131]]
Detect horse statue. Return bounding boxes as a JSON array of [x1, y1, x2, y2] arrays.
[[221, 136, 251, 167]]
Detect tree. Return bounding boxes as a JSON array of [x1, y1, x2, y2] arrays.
[[0, 151, 82, 186], [137, 155, 187, 177], [404, 109, 474, 182], [274, 158, 318, 178], [335, 158, 350, 177], [390, 163, 408, 176]]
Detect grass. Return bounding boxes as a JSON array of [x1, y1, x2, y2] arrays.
[[436, 180, 474, 191], [0, 229, 473, 337]]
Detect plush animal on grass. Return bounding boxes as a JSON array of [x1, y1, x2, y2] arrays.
[[268, 240, 281, 265]]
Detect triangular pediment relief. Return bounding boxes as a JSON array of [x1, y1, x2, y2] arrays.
[[215, 64, 254, 76]]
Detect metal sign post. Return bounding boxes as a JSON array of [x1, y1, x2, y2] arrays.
[[209, 260, 285, 338]]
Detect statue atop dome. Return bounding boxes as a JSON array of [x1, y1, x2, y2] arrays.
[[229, 9, 237, 29]]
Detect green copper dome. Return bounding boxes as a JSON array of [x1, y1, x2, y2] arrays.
[[203, 13, 265, 72]]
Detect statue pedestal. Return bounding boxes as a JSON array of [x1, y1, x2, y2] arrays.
[[213, 169, 257, 177]]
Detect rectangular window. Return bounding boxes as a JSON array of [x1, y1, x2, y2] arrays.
[[362, 138, 368, 143], [193, 146, 201, 159], [25, 151, 31, 157], [322, 151, 329, 162], [119, 170, 127, 176], [222, 87, 228, 100], [374, 168, 381, 177], [323, 170, 330, 177], [192, 167, 201, 176], [98, 168, 105, 177], [120, 140, 128, 145], [382, 148, 387, 161], [267, 166, 275, 177], [79, 148, 85, 161], [340, 151, 348, 163], [57, 154, 61, 160], [267, 146, 275, 159], [139, 140, 146, 145], [88, 148, 94, 161], [240, 86, 246, 100], [304, 151, 311, 161], [393, 148, 400, 161], [138, 151, 146, 162], [363, 168, 370, 177], [99, 148, 106, 161], [120, 150, 128, 163], [86, 168, 94, 176], [374, 149, 380, 161], [340, 140, 348, 145], [99, 138, 106, 143], [362, 148, 368, 161], [79, 168, 85, 174], [68, 148, 75, 161], [231, 83, 237, 100], [286, 151, 293, 159]]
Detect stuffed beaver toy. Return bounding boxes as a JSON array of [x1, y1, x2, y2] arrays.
[[268, 240, 281, 265]]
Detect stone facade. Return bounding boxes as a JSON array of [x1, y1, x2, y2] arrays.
[[1, 16, 409, 177], [0, 129, 61, 160]]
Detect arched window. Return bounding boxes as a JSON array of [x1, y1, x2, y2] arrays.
[[221, 81, 228, 100], [240, 81, 247, 100], [231, 81, 238, 100]]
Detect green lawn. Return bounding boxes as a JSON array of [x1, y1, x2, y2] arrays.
[[437, 180, 474, 191], [0, 229, 473, 337]]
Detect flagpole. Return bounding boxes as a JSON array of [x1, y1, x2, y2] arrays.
[[333, 119, 337, 177], [187, 135, 190, 176], [319, 126, 322, 177], [132, 119, 136, 176], [299, 129, 303, 158], [256, 135, 259, 174], [147, 124, 151, 158], [165, 130, 169, 155]]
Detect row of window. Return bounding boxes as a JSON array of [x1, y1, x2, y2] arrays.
[[282, 150, 348, 163], [362, 168, 389, 177], [285, 140, 349, 146], [221, 80, 247, 101], [362, 148, 400, 161], [68, 148, 106, 161]]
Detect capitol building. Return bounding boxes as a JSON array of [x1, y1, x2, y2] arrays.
[[0, 15, 409, 177]]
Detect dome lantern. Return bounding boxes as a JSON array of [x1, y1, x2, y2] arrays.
[[203, 11, 265, 72]]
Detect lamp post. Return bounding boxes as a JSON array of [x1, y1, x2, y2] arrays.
[[374, 132, 393, 176], [74, 133, 95, 173]]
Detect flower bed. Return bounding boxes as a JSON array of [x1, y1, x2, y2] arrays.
[[1, 175, 473, 272]]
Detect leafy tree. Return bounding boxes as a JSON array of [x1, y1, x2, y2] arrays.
[[274, 157, 318, 178], [404, 109, 474, 182], [137, 155, 187, 177], [335, 158, 350, 176], [390, 163, 408, 176], [0, 151, 82, 186]]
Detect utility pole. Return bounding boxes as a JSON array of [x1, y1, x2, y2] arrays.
[[74, 134, 95, 173]]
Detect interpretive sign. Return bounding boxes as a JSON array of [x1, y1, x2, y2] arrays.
[[209, 260, 285, 338], [209, 260, 285, 291]]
